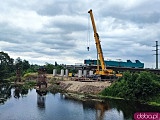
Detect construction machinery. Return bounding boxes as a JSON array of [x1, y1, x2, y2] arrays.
[[88, 9, 122, 79]]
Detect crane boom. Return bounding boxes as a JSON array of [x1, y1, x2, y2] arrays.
[[88, 9, 114, 76], [88, 9, 106, 71]]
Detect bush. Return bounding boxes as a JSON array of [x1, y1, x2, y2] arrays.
[[8, 76, 17, 82], [101, 71, 160, 101]]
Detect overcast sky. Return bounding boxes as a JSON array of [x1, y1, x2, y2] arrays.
[[0, 0, 160, 68]]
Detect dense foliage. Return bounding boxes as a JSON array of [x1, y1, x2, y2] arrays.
[[45, 63, 65, 74], [0, 51, 78, 81], [101, 71, 160, 102], [0, 51, 39, 81], [0, 52, 14, 80]]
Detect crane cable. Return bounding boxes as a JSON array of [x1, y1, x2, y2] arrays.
[[87, 14, 90, 51]]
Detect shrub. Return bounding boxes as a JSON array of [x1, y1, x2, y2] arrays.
[[101, 71, 160, 101]]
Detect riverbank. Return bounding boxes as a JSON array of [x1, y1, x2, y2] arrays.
[[47, 79, 111, 102], [47, 76, 160, 107], [3, 73, 160, 107]]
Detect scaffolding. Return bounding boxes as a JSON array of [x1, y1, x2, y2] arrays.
[[37, 67, 47, 89]]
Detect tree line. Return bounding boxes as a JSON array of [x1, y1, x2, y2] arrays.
[[0, 51, 34, 80], [0, 51, 77, 81]]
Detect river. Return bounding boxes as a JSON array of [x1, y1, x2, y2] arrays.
[[0, 86, 160, 120]]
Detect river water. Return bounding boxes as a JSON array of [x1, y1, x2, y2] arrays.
[[0, 87, 160, 120]]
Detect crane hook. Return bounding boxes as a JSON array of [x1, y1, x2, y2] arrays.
[[87, 47, 89, 51]]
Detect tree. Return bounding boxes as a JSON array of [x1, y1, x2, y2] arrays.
[[101, 71, 160, 101], [55, 61, 58, 66], [0, 51, 14, 80], [22, 60, 30, 71], [15, 57, 23, 69], [45, 63, 54, 74]]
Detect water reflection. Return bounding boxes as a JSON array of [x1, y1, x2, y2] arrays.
[[63, 95, 123, 120], [1, 89, 160, 120], [0, 84, 12, 103], [36, 90, 47, 109], [95, 102, 109, 120], [13, 86, 29, 99], [82, 100, 114, 120], [14, 87, 20, 98]]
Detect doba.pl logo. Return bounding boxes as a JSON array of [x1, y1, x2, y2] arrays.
[[134, 112, 160, 120]]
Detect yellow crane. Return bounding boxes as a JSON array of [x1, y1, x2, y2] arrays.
[[88, 9, 122, 79]]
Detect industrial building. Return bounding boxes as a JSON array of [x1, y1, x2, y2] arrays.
[[84, 59, 144, 68]]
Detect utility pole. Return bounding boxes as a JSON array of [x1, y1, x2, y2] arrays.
[[153, 41, 159, 69]]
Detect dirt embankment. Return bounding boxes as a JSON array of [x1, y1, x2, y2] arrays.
[[56, 80, 111, 94], [24, 74, 111, 95]]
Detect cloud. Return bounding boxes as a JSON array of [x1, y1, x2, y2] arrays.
[[0, 0, 159, 68]]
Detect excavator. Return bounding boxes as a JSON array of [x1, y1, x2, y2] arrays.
[[88, 9, 122, 80]]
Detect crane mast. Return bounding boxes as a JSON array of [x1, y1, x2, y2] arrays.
[[88, 9, 113, 76]]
